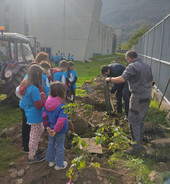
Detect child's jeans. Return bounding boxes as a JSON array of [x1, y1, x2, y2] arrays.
[[46, 133, 65, 167], [28, 122, 44, 159]]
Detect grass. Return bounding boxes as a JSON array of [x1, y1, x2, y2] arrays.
[[0, 103, 21, 131], [74, 53, 126, 96], [75, 53, 126, 88], [146, 99, 169, 127], [125, 156, 155, 184], [0, 53, 169, 178], [0, 103, 22, 173], [0, 137, 22, 172]]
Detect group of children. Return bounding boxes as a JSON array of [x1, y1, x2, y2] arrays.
[[50, 52, 74, 67], [16, 51, 78, 170]]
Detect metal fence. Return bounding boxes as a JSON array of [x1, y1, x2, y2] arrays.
[[134, 14, 170, 104]]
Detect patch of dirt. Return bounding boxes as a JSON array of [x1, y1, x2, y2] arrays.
[[0, 75, 170, 184]]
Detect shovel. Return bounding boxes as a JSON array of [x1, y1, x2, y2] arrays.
[[104, 81, 115, 115]]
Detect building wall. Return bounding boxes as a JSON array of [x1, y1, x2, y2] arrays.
[[0, 0, 116, 61]]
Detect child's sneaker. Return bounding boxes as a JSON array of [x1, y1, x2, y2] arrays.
[[29, 154, 46, 164], [36, 149, 44, 155], [49, 162, 55, 167], [23, 149, 29, 154], [54, 161, 68, 170]]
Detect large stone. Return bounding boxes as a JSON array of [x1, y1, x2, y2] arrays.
[[6, 127, 17, 137], [15, 178, 23, 184], [10, 169, 18, 179], [8, 168, 17, 173], [148, 170, 161, 184], [17, 169, 25, 177], [159, 162, 168, 171], [151, 138, 170, 148], [9, 162, 16, 168], [0, 128, 8, 137], [145, 147, 155, 158]]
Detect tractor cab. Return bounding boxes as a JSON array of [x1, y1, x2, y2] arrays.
[[0, 26, 34, 63], [0, 26, 35, 103]]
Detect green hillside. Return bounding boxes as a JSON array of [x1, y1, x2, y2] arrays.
[[101, 0, 170, 42]]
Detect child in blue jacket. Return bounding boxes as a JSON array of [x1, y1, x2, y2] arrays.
[[53, 60, 68, 87], [43, 81, 68, 170], [65, 61, 77, 102], [40, 61, 52, 97], [19, 65, 46, 164]]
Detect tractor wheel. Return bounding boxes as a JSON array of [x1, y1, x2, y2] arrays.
[[5, 67, 28, 105]]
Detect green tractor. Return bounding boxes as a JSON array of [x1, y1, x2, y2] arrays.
[[0, 26, 35, 103]]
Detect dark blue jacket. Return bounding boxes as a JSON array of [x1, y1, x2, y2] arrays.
[[108, 63, 126, 93]]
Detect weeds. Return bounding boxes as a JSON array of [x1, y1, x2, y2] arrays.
[[0, 103, 21, 131], [147, 99, 169, 127], [0, 137, 22, 172], [125, 157, 154, 184], [67, 122, 133, 182]]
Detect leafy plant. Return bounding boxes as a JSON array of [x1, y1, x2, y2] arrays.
[[82, 103, 94, 111], [66, 134, 100, 181], [95, 122, 132, 153], [125, 157, 154, 184], [67, 122, 133, 182], [63, 102, 79, 116], [76, 89, 87, 97], [0, 94, 7, 101]]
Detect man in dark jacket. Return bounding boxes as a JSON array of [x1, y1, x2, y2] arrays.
[[101, 63, 130, 120]]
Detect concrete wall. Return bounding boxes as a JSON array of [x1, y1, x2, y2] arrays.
[[0, 0, 116, 61]]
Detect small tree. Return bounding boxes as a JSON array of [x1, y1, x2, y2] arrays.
[[128, 24, 149, 48], [120, 24, 149, 49]]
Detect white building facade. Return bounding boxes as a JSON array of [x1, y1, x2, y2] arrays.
[[0, 0, 116, 61]]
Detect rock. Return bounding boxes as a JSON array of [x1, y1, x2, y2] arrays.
[[17, 169, 25, 177], [6, 127, 17, 137], [8, 168, 17, 173], [146, 147, 155, 157], [0, 128, 8, 137], [10, 169, 18, 179], [148, 170, 161, 184], [9, 161, 16, 168], [67, 130, 73, 138], [25, 166, 29, 170], [15, 178, 23, 184], [103, 179, 110, 184], [96, 170, 100, 176], [97, 176, 103, 181], [151, 138, 170, 148], [159, 162, 168, 171]]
